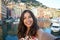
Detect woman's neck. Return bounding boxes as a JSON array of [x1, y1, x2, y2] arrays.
[[26, 27, 30, 35]]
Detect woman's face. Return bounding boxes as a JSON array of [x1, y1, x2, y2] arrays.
[[23, 12, 33, 28]]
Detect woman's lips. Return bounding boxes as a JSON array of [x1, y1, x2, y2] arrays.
[[26, 21, 32, 25]]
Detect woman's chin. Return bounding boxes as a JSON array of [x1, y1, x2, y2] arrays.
[[26, 25, 31, 28]]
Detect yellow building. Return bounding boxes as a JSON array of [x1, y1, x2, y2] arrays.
[[37, 7, 45, 18], [18, 3, 26, 10]]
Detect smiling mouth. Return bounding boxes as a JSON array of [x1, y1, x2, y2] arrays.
[[26, 23, 31, 25], [26, 21, 32, 25]]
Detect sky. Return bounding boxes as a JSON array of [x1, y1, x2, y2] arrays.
[[36, 0, 60, 9]]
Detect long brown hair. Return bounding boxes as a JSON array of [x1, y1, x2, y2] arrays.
[[18, 10, 39, 39]]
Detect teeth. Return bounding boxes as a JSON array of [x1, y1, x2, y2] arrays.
[[27, 22, 30, 25]]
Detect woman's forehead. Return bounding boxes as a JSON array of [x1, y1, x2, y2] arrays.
[[24, 12, 31, 17]]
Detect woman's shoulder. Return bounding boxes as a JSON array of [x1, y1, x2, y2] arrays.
[[37, 28, 56, 40]]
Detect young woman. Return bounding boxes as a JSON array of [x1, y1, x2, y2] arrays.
[[18, 10, 56, 40]]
